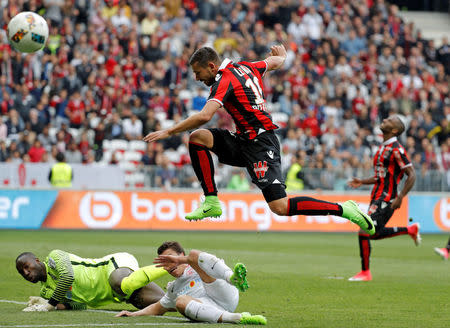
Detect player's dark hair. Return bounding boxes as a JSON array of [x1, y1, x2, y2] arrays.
[[157, 241, 185, 255], [189, 47, 220, 67], [16, 252, 36, 264]]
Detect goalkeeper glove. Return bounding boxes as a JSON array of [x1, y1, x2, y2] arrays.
[[27, 296, 48, 307], [23, 302, 56, 312]]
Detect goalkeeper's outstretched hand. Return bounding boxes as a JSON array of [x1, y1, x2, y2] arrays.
[[23, 302, 56, 312], [27, 296, 48, 307]]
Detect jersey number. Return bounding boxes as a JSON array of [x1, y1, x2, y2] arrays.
[[245, 77, 264, 104]]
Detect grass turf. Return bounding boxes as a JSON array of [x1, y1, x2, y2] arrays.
[[0, 230, 448, 327]]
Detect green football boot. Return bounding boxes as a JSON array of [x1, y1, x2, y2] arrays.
[[230, 263, 249, 292], [185, 195, 222, 221], [341, 200, 375, 235], [239, 312, 267, 325]]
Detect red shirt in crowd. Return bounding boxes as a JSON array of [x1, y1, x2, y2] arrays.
[[28, 146, 46, 163]]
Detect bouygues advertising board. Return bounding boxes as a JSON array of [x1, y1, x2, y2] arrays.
[[40, 191, 408, 231], [409, 195, 450, 232]]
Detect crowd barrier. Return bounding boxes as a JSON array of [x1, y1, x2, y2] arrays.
[[1, 189, 447, 233]]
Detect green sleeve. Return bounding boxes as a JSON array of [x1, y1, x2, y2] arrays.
[[48, 250, 75, 306], [62, 300, 87, 310]]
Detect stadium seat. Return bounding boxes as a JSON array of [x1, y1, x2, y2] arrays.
[[165, 150, 181, 164], [124, 172, 145, 188], [110, 139, 128, 153], [69, 128, 80, 142], [49, 127, 57, 140], [103, 139, 111, 152], [123, 151, 142, 164], [160, 119, 174, 130], [155, 112, 167, 122], [119, 161, 137, 173], [128, 140, 146, 154], [271, 112, 289, 127]]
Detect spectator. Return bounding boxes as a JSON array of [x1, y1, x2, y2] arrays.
[[28, 140, 46, 163], [66, 91, 86, 129], [106, 112, 123, 140], [155, 154, 178, 189], [0, 141, 9, 162], [122, 113, 143, 141], [226, 170, 250, 191], [65, 141, 83, 164]]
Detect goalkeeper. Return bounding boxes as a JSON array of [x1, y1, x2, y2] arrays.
[[16, 250, 168, 311]]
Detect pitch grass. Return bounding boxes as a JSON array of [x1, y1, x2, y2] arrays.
[[0, 230, 448, 328]]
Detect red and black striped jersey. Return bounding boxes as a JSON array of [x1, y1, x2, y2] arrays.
[[207, 58, 278, 139], [370, 137, 412, 203]]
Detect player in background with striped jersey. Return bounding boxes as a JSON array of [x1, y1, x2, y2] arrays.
[[16, 250, 166, 311], [434, 237, 450, 260], [347, 116, 421, 282], [143, 45, 375, 236]]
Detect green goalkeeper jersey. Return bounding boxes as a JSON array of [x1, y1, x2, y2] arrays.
[[40, 250, 122, 309]]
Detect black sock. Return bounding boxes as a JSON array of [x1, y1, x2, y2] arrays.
[[358, 234, 371, 271], [446, 237, 450, 251], [189, 142, 217, 196], [370, 227, 407, 240], [288, 196, 343, 216]]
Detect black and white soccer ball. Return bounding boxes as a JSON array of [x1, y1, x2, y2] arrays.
[[7, 12, 49, 53]]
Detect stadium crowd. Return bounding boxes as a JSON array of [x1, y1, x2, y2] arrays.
[[0, 0, 448, 191]]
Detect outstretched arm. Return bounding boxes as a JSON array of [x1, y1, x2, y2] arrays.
[[143, 100, 220, 143], [115, 301, 168, 317], [265, 45, 287, 71], [347, 176, 377, 188], [391, 166, 415, 209]]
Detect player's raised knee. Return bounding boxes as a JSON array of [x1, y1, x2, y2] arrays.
[[268, 199, 288, 216], [189, 129, 213, 147], [175, 295, 192, 313], [109, 267, 133, 297]]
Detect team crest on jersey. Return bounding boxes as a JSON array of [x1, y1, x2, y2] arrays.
[[48, 257, 56, 269], [253, 161, 268, 179]]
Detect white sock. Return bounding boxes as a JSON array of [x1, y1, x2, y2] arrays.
[[185, 300, 223, 323], [198, 252, 233, 283], [221, 311, 242, 323]]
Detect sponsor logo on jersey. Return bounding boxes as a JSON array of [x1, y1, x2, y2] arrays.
[[253, 161, 268, 179]]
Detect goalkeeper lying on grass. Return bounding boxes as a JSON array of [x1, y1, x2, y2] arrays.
[[16, 250, 167, 311]]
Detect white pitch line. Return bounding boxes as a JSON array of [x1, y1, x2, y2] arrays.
[[0, 299, 26, 305], [0, 299, 189, 323]]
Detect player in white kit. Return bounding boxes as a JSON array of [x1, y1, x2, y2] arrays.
[[116, 241, 267, 325]]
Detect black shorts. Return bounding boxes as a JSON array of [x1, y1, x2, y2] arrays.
[[209, 128, 286, 202], [368, 200, 395, 232]]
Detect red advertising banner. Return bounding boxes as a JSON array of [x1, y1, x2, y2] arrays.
[[43, 191, 408, 231]]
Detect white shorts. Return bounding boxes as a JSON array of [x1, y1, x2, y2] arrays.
[[102, 252, 139, 274], [198, 279, 239, 312]]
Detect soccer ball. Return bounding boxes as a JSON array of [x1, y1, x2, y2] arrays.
[[7, 12, 49, 53]]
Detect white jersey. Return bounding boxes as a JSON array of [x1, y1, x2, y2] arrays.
[[159, 265, 239, 312], [159, 266, 206, 309]]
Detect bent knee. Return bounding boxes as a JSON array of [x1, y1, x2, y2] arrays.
[[189, 129, 213, 148], [268, 199, 288, 216], [109, 267, 133, 296], [175, 295, 192, 313]]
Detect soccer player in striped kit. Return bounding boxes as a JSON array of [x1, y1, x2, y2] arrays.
[[144, 45, 375, 236], [347, 115, 421, 281]]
